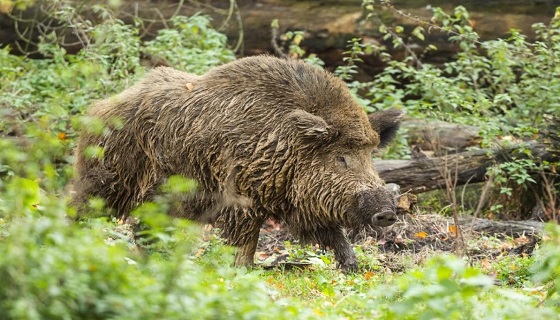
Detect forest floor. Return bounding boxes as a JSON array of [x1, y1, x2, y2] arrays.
[[251, 213, 541, 282]]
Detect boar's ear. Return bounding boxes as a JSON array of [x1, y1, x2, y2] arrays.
[[287, 109, 337, 143], [368, 108, 405, 148]]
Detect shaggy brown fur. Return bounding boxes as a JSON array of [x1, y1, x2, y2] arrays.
[[73, 55, 403, 271]]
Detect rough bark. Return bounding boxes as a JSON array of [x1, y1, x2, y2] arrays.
[[376, 114, 560, 198], [375, 141, 554, 194], [457, 215, 545, 236], [401, 119, 482, 155]]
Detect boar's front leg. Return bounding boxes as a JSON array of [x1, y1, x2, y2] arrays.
[[313, 227, 358, 272], [216, 207, 264, 267]]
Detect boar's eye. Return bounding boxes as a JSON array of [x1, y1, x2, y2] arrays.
[[335, 156, 348, 168]]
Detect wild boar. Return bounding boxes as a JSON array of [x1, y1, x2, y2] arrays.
[[73, 55, 404, 271]]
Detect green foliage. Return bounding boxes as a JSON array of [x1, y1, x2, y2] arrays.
[[281, 241, 333, 267], [377, 255, 493, 319], [143, 15, 235, 75], [488, 158, 538, 196], [353, 2, 560, 213], [335, 38, 380, 108], [360, 3, 560, 128], [493, 255, 534, 287], [0, 1, 235, 195], [0, 0, 35, 11], [375, 255, 556, 319], [0, 180, 307, 319], [263, 250, 560, 319], [531, 223, 560, 307], [272, 26, 325, 67], [84, 16, 142, 82]]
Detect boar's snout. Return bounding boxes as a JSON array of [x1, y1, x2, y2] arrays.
[[356, 189, 397, 227], [372, 210, 397, 227]]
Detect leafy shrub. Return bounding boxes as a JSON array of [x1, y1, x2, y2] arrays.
[[360, 4, 560, 122], [374, 254, 557, 319], [531, 224, 560, 307], [143, 15, 235, 75], [351, 2, 560, 216], [0, 177, 309, 319], [493, 255, 535, 287], [0, 1, 235, 195]]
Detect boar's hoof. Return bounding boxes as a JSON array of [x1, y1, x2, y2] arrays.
[[341, 261, 359, 273], [372, 210, 397, 227]]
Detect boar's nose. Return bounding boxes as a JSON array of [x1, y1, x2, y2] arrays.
[[356, 189, 397, 227], [372, 210, 397, 227]]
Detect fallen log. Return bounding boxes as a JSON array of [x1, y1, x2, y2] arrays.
[[377, 115, 560, 196], [401, 118, 482, 155], [457, 215, 545, 236], [375, 141, 554, 194]]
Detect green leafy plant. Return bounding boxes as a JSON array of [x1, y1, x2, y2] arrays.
[[270, 19, 325, 67], [375, 254, 556, 319], [493, 255, 535, 287], [531, 223, 560, 307], [354, 1, 560, 216], [0, 177, 309, 319], [143, 15, 235, 75]]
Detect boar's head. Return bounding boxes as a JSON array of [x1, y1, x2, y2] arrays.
[[286, 107, 404, 229]]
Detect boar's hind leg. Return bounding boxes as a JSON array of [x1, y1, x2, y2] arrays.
[[216, 207, 264, 267], [314, 228, 358, 273]]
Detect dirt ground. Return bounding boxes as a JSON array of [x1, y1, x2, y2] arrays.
[[255, 214, 541, 272]]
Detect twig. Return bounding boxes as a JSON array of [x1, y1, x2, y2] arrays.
[[175, 0, 244, 54], [473, 174, 494, 219], [438, 148, 467, 258], [384, 26, 423, 69], [377, 0, 482, 45], [270, 19, 289, 59], [169, 0, 185, 20]]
